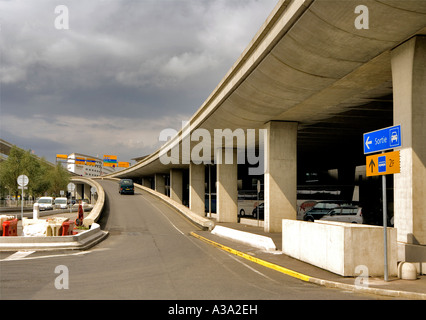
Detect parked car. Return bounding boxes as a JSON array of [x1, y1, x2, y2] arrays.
[[319, 206, 363, 224], [54, 197, 68, 209], [38, 197, 54, 211], [303, 200, 355, 222], [119, 179, 134, 195]]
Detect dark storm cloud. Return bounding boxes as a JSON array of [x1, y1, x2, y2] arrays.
[[0, 0, 278, 162]]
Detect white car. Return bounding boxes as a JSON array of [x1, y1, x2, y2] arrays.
[[37, 197, 54, 211], [319, 206, 363, 224], [54, 197, 68, 209]]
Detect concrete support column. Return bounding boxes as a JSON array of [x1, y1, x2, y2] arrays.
[[170, 169, 183, 204], [216, 148, 238, 223], [189, 163, 205, 216], [391, 36, 426, 259], [263, 121, 298, 233], [142, 178, 151, 189], [84, 184, 91, 201], [76, 184, 83, 200], [155, 174, 166, 195]]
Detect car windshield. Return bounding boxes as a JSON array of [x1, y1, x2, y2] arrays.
[[313, 203, 339, 209], [55, 199, 67, 204], [38, 199, 52, 203], [121, 180, 133, 186]]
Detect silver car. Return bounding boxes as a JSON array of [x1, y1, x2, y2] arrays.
[[319, 206, 363, 224]]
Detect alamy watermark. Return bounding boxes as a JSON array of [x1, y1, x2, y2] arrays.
[[354, 265, 369, 289], [54, 265, 69, 290], [54, 5, 70, 30], [158, 121, 266, 176], [355, 4, 369, 30]]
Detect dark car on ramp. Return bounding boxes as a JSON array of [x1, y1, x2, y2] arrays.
[[119, 179, 134, 195]]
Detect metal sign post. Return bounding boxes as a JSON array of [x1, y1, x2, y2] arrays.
[[67, 183, 76, 213], [17, 175, 29, 221], [382, 168, 388, 282], [363, 126, 402, 282]]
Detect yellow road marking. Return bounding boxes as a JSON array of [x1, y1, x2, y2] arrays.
[[190, 231, 311, 282]]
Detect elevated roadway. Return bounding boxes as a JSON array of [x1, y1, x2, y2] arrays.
[[109, 0, 426, 176], [106, 0, 426, 265]]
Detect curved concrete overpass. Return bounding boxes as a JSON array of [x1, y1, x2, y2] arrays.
[[107, 1, 426, 264], [110, 0, 425, 177]]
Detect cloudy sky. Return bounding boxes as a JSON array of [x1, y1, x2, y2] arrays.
[[0, 0, 277, 165]]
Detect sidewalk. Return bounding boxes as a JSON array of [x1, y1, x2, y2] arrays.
[[192, 220, 426, 300]]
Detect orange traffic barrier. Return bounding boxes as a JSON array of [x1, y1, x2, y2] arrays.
[[3, 218, 18, 236], [61, 220, 75, 236]]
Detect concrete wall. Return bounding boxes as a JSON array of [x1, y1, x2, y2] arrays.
[[282, 219, 397, 277]]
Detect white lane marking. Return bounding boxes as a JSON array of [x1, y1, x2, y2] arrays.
[[2, 251, 35, 261], [224, 252, 278, 283], [0, 249, 109, 262], [142, 196, 185, 235]]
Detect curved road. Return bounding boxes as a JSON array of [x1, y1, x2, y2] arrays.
[[0, 180, 379, 300]]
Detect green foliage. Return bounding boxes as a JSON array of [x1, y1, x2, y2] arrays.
[[0, 146, 70, 198]]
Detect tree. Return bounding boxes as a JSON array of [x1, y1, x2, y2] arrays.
[[0, 146, 27, 198], [48, 163, 70, 196], [0, 146, 70, 198]]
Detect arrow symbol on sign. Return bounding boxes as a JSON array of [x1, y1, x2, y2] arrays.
[[365, 136, 372, 150], [369, 159, 376, 173]]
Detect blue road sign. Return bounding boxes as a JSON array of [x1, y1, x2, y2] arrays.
[[378, 156, 386, 173], [363, 125, 402, 154]]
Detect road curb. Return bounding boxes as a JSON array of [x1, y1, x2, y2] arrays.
[[0, 223, 109, 252], [190, 231, 426, 300], [190, 231, 310, 282]]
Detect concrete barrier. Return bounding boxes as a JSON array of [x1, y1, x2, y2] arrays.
[[0, 177, 108, 251], [70, 177, 105, 228], [211, 225, 276, 251], [133, 182, 214, 231], [282, 219, 397, 277], [0, 223, 107, 251]]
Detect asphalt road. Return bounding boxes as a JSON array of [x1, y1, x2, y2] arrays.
[[0, 180, 381, 301]]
